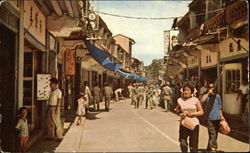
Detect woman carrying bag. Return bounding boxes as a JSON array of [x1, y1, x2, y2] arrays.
[[201, 84, 228, 152], [175, 83, 204, 152]]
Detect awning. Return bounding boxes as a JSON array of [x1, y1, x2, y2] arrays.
[[84, 39, 122, 72], [47, 15, 82, 38], [84, 38, 148, 83], [116, 69, 148, 83]]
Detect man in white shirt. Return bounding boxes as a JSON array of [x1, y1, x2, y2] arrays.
[[236, 80, 249, 113], [46, 78, 63, 140], [115, 88, 123, 102], [127, 84, 133, 98]]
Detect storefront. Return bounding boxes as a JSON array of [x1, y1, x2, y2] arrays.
[[0, 23, 18, 152], [0, 2, 19, 151], [200, 48, 218, 84], [219, 37, 248, 115]]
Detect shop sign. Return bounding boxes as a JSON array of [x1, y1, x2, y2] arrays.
[[65, 49, 75, 75], [220, 38, 248, 59], [201, 50, 217, 68]]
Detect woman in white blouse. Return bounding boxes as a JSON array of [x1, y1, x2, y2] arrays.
[[175, 83, 204, 152]]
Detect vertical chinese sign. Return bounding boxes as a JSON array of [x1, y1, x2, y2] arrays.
[[65, 48, 75, 75]]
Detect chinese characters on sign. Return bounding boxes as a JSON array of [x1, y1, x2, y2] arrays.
[[65, 48, 75, 75]]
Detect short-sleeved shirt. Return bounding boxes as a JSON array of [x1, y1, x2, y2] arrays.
[[206, 94, 222, 121], [93, 86, 101, 97], [16, 119, 29, 137], [177, 97, 200, 126], [49, 88, 62, 106], [239, 85, 248, 95], [115, 88, 122, 94], [104, 86, 113, 97]]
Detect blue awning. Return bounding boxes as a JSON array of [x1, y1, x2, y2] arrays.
[[84, 39, 121, 72], [84, 38, 148, 83]]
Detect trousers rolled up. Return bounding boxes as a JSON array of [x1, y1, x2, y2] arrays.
[[47, 107, 63, 139]]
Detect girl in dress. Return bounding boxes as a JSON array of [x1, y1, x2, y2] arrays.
[[76, 94, 87, 125]]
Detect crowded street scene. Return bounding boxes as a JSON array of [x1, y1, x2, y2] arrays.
[[0, 0, 249, 152]]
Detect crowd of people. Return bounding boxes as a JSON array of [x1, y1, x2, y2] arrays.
[[15, 77, 247, 152], [127, 80, 244, 152]]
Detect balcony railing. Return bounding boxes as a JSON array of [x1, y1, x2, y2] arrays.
[[203, 11, 226, 32], [203, 0, 247, 33]]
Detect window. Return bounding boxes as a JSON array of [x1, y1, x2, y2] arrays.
[[225, 70, 240, 93]]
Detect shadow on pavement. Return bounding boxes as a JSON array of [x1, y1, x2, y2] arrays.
[[28, 110, 77, 152], [198, 115, 249, 144], [198, 149, 225, 153]]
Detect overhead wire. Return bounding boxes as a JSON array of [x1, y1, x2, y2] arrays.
[[94, 8, 225, 20]]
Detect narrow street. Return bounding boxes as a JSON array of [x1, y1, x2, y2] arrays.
[[29, 99, 249, 152]]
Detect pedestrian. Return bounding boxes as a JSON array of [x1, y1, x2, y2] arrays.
[[199, 80, 208, 100], [93, 83, 101, 111], [131, 83, 138, 108], [201, 84, 226, 152], [76, 94, 87, 125], [162, 82, 172, 112], [127, 83, 133, 98], [16, 107, 29, 153], [145, 84, 150, 109], [175, 83, 204, 152], [155, 84, 161, 108], [138, 83, 145, 106], [103, 82, 113, 111], [81, 81, 92, 106], [148, 85, 156, 110], [115, 87, 124, 102], [46, 78, 64, 141], [236, 80, 249, 113]]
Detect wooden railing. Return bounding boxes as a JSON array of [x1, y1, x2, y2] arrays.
[[203, 0, 247, 33]]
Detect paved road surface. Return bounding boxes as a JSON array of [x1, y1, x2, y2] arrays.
[[30, 99, 249, 152]]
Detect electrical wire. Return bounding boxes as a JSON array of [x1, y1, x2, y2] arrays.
[[94, 8, 225, 20]]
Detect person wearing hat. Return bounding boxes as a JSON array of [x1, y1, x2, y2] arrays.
[[46, 78, 63, 140], [201, 84, 225, 152], [162, 82, 172, 112]]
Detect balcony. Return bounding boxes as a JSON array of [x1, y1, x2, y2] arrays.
[[203, 0, 247, 33], [186, 25, 201, 41], [226, 0, 247, 25], [203, 11, 226, 32]]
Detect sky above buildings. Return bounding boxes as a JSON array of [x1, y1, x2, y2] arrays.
[[92, 1, 191, 66]]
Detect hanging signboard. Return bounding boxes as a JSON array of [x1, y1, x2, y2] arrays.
[[37, 74, 51, 100], [65, 48, 75, 75]]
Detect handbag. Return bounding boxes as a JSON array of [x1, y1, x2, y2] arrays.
[[181, 116, 196, 131], [219, 120, 230, 134]]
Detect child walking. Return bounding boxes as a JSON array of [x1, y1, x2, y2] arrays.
[[16, 107, 29, 153], [76, 93, 88, 125]]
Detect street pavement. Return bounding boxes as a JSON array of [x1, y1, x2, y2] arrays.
[[29, 98, 249, 152]]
